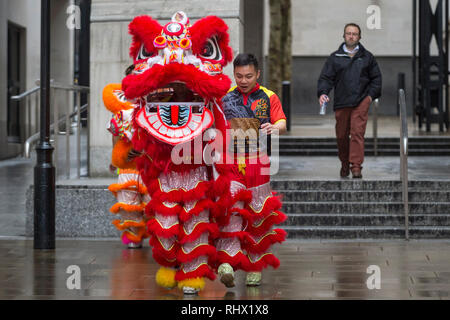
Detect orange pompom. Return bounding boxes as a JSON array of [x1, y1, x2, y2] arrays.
[[103, 83, 135, 114], [111, 139, 136, 169]]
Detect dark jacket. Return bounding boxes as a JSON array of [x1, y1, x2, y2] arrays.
[[317, 42, 382, 110]]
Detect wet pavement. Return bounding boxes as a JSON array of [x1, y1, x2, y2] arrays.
[[1, 239, 450, 299], [1, 116, 449, 300], [0, 157, 33, 237]]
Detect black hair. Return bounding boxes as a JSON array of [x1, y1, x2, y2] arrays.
[[233, 53, 259, 70], [344, 23, 361, 37], [125, 64, 135, 76]]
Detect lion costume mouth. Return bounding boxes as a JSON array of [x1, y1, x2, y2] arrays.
[[134, 80, 214, 145]]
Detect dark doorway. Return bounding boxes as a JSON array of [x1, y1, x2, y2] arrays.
[[7, 22, 25, 143], [74, 0, 91, 127]]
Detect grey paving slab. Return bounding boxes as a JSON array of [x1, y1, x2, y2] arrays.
[[0, 239, 448, 300]]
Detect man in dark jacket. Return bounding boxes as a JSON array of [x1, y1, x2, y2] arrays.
[[317, 23, 382, 178]]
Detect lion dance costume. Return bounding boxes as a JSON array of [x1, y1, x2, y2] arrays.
[[103, 11, 286, 294], [104, 84, 150, 248]]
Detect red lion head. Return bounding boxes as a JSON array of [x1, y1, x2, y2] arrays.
[[122, 11, 233, 145]]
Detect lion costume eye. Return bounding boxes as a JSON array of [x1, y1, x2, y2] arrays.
[[199, 37, 222, 61], [136, 44, 155, 60]]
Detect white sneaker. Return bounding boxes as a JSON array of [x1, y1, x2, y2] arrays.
[[218, 263, 235, 288], [246, 272, 262, 286], [127, 241, 142, 249], [182, 286, 199, 295]]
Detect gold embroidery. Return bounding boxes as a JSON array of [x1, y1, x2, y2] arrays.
[[252, 212, 278, 228]]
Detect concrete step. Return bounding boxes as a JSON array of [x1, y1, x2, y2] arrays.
[[24, 179, 450, 239], [282, 213, 450, 227], [279, 190, 450, 202], [281, 225, 405, 239], [278, 136, 450, 156], [279, 149, 450, 156], [279, 137, 450, 143], [281, 201, 450, 214], [281, 225, 450, 239], [271, 180, 450, 191], [279, 142, 450, 149]]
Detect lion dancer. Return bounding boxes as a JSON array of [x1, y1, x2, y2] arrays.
[[215, 53, 288, 287], [119, 12, 234, 294], [103, 81, 150, 249]]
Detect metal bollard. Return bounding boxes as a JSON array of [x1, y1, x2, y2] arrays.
[[397, 73, 405, 117], [282, 81, 291, 132]]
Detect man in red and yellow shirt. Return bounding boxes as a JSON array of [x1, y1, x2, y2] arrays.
[[223, 55, 286, 135], [215, 53, 287, 288]]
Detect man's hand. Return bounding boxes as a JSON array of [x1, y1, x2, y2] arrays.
[[367, 96, 373, 103], [261, 120, 287, 135], [260, 122, 274, 135], [319, 94, 330, 105]]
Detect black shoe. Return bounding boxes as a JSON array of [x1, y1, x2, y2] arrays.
[[340, 163, 350, 177], [351, 168, 362, 179]]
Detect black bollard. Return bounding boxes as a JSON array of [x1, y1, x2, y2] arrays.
[[34, 0, 55, 250], [282, 81, 291, 132]]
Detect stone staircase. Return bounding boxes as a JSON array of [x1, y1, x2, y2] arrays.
[[272, 180, 450, 239], [25, 179, 450, 240], [279, 136, 450, 156]]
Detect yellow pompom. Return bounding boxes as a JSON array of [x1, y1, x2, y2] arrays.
[[155, 267, 177, 289], [177, 277, 205, 291]]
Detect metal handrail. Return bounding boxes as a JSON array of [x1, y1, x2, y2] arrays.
[[372, 98, 379, 156], [11, 80, 90, 179], [399, 89, 409, 240], [35, 79, 90, 92], [10, 82, 89, 102], [24, 103, 88, 158], [10, 86, 40, 101]]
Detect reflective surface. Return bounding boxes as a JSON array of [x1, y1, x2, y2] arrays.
[[2, 239, 450, 299]]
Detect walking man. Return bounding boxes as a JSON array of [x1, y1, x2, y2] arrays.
[[317, 23, 382, 178]]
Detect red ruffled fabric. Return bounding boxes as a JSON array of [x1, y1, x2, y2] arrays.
[[179, 198, 215, 222], [149, 235, 178, 260], [246, 210, 287, 237], [243, 228, 287, 254], [216, 250, 249, 271], [179, 222, 219, 244], [147, 218, 179, 239], [245, 195, 283, 223], [177, 244, 216, 264], [242, 253, 281, 272], [216, 250, 281, 272], [175, 264, 216, 282]]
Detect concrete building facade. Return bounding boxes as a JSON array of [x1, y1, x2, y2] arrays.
[[263, 0, 417, 116], [0, 0, 75, 160]]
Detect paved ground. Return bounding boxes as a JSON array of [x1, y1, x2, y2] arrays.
[[0, 157, 33, 237], [1, 116, 449, 300], [1, 239, 450, 300]]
